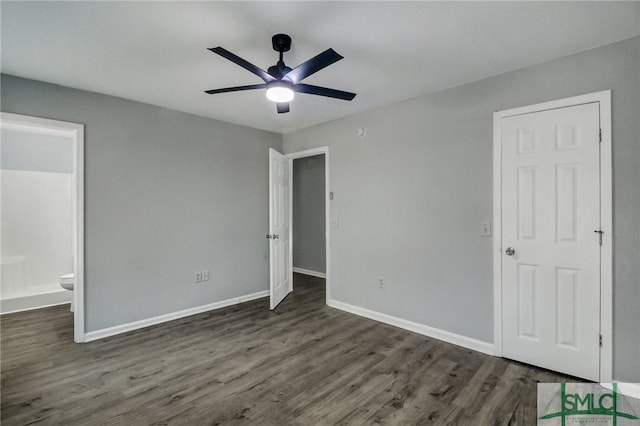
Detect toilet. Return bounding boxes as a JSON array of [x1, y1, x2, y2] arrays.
[[59, 273, 74, 312]]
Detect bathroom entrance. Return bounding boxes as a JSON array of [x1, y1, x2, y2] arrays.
[[292, 154, 326, 280], [0, 113, 85, 342]]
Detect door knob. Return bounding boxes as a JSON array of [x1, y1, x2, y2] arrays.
[[505, 247, 516, 256]]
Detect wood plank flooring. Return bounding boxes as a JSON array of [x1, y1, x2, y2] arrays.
[[1, 274, 578, 425]]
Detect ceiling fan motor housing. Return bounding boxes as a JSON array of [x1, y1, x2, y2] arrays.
[[272, 34, 292, 52]]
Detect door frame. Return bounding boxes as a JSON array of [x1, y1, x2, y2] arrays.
[[492, 90, 612, 382], [286, 147, 330, 304], [0, 112, 85, 343]]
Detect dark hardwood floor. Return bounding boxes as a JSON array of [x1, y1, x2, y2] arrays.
[[1, 274, 577, 425]]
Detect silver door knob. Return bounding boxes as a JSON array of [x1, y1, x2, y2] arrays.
[[505, 247, 516, 256]]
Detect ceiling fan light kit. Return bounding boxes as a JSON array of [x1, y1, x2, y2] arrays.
[[205, 34, 356, 114], [266, 81, 295, 103]]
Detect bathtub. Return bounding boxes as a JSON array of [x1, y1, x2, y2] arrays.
[[1, 256, 27, 298], [0, 256, 72, 314]]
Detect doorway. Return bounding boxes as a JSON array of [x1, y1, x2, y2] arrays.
[[292, 154, 326, 279], [493, 91, 612, 382], [0, 112, 85, 343], [268, 147, 330, 310]]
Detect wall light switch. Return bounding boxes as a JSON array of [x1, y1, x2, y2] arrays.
[[202, 270, 209, 281], [331, 219, 339, 228], [480, 223, 492, 237]]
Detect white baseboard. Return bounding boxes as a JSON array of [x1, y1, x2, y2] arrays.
[[603, 382, 640, 399], [85, 290, 269, 342], [292, 267, 326, 279], [327, 298, 494, 355], [1, 290, 72, 315]]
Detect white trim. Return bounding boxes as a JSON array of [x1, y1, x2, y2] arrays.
[[600, 383, 640, 399], [292, 267, 326, 279], [286, 146, 328, 160], [614, 383, 640, 400], [0, 121, 75, 138], [492, 111, 503, 357], [74, 120, 85, 343], [325, 149, 331, 303], [0, 290, 71, 315], [598, 92, 613, 383], [492, 90, 613, 383], [285, 147, 331, 304], [0, 112, 85, 343], [85, 290, 269, 342], [327, 298, 494, 355]]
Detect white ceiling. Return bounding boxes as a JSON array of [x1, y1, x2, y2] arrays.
[[2, 1, 639, 134]]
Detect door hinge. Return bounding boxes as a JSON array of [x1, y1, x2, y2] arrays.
[[599, 334, 603, 347], [594, 229, 603, 245], [599, 128, 602, 143]]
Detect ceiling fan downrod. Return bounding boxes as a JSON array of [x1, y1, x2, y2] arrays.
[[270, 34, 292, 79]]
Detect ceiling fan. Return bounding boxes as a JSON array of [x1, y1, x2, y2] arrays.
[[204, 34, 356, 114]]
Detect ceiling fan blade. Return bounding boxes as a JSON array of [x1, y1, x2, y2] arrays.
[[283, 48, 343, 83], [204, 84, 267, 95], [277, 103, 290, 114], [294, 84, 356, 101], [208, 47, 275, 83]]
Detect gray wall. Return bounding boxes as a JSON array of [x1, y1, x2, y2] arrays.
[[1, 74, 281, 332], [292, 154, 325, 274], [283, 37, 640, 381]]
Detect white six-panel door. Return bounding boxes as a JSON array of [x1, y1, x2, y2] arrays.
[[501, 103, 601, 381], [269, 148, 291, 310]]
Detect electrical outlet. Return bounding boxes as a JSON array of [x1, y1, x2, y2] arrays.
[[202, 270, 209, 281], [378, 276, 385, 289], [195, 272, 202, 283]]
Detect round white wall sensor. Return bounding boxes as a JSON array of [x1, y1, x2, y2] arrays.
[[355, 127, 366, 137]]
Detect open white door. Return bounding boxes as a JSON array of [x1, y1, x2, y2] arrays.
[[268, 148, 292, 310], [500, 103, 601, 381]]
